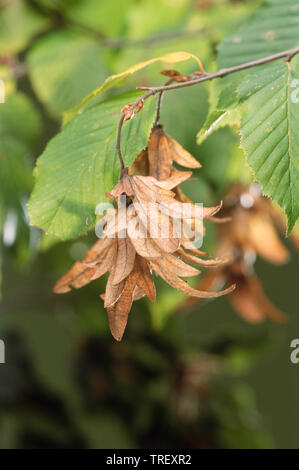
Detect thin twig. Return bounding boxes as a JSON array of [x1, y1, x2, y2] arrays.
[[116, 46, 299, 170], [116, 114, 126, 171], [137, 46, 299, 93], [154, 91, 164, 127], [102, 28, 205, 49]]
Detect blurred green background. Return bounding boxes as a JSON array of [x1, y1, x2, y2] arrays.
[[0, 0, 299, 449]]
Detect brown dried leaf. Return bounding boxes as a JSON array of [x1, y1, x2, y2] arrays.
[[133, 202, 180, 254], [175, 269, 221, 313], [203, 202, 222, 219], [135, 256, 156, 301], [105, 265, 125, 308], [230, 276, 286, 323], [205, 215, 232, 224], [159, 253, 200, 277], [148, 125, 172, 180], [71, 267, 99, 289], [106, 271, 138, 341], [103, 210, 127, 239], [83, 237, 114, 266], [156, 169, 192, 188], [110, 174, 177, 206], [105, 256, 155, 340], [230, 281, 265, 323], [111, 238, 136, 285], [53, 239, 116, 293], [147, 126, 201, 182], [247, 214, 289, 264], [132, 286, 145, 301], [177, 247, 230, 267], [184, 247, 209, 257], [89, 247, 117, 280], [128, 227, 163, 258], [150, 259, 235, 299], [290, 229, 299, 251], [53, 261, 95, 293], [131, 175, 175, 202], [167, 133, 201, 169], [248, 277, 286, 323], [160, 69, 181, 77], [129, 149, 149, 176], [87, 241, 117, 276]]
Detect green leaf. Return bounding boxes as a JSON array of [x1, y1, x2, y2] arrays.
[[125, 0, 188, 40], [0, 93, 41, 210], [63, 50, 204, 125], [199, 0, 299, 144], [0, 0, 48, 55], [0, 64, 16, 98], [239, 59, 299, 233], [218, 0, 299, 68], [215, 0, 299, 107], [199, 127, 253, 191], [27, 31, 108, 117], [0, 92, 41, 147], [198, 0, 299, 228], [196, 75, 242, 148], [37, 0, 78, 10], [28, 91, 157, 240], [218, 0, 299, 101], [65, 0, 133, 37], [0, 93, 41, 293], [197, 107, 240, 145]]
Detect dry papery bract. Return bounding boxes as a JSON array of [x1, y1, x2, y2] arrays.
[[130, 124, 201, 180], [177, 183, 299, 323], [54, 127, 234, 341]]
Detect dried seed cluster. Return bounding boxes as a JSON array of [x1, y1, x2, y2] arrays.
[[54, 126, 235, 340], [178, 183, 299, 323]]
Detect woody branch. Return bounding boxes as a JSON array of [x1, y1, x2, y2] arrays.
[[116, 46, 299, 168]]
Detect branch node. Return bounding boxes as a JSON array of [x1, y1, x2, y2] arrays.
[[117, 46, 299, 180]]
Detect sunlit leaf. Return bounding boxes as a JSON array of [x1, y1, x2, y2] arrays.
[[239, 59, 299, 233], [28, 91, 157, 240]]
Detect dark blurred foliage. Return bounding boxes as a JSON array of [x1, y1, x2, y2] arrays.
[[0, 0, 298, 449]]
